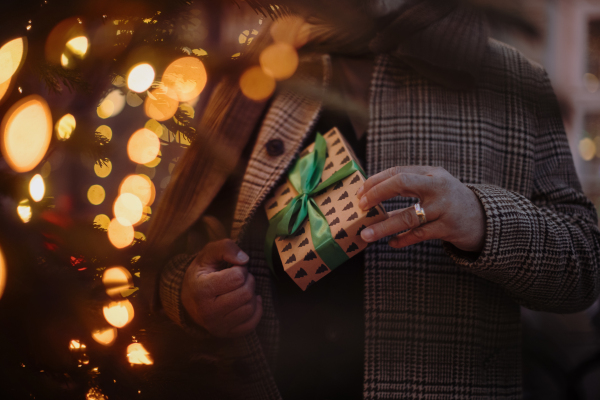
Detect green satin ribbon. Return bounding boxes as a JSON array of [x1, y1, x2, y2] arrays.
[[265, 133, 366, 274]]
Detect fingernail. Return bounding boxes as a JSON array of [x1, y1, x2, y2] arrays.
[[237, 250, 249, 262], [356, 186, 364, 197], [359, 196, 368, 210], [361, 227, 374, 241]]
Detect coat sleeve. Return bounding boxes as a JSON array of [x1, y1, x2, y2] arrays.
[[445, 67, 600, 313], [158, 253, 213, 338]]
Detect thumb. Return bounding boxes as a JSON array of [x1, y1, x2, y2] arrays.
[[198, 239, 249, 273]]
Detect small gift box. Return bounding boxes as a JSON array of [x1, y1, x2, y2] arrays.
[[264, 127, 388, 291]]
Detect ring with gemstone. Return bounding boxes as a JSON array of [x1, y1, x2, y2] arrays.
[[414, 203, 427, 225]]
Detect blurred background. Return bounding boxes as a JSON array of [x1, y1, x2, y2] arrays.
[[0, 0, 598, 399]]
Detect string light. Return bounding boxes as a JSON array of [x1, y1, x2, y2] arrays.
[[127, 63, 155, 93], [55, 113, 76, 140]]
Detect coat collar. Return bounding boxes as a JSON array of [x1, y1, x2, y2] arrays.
[[231, 55, 330, 242]]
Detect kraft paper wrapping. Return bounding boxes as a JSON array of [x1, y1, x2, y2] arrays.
[[264, 127, 388, 291]]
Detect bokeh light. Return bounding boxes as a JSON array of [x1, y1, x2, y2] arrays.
[[126, 91, 143, 107], [94, 160, 112, 178], [69, 339, 86, 350], [96, 125, 112, 142], [0, 38, 26, 85], [127, 63, 155, 93], [103, 299, 134, 328], [1, 95, 52, 173], [144, 119, 166, 139], [29, 174, 45, 202], [92, 327, 117, 346], [134, 231, 146, 242], [239, 66, 276, 101], [93, 214, 110, 230], [162, 57, 207, 102], [259, 42, 299, 81], [0, 245, 6, 301], [65, 36, 88, 58], [0, 77, 11, 104], [579, 137, 596, 161], [127, 343, 154, 365], [119, 174, 156, 207], [45, 18, 85, 65], [114, 193, 143, 226], [87, 185, 106, 205], [127, 128, 160, 164], [55, 113, 76, 140], [144, 86, 179, 121], [107, 218, 134, 248], [102, 266, 133, 298], [17, 199, 31, 223], [97, 90, 126, 119], [144, 150, 161, 168], [270, 15, 310, 48]]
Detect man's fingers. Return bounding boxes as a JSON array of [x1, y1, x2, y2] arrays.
[[200, 239, 249, 268], [359, 173, 434, 211], [214, 272, 256, 313], [223, 295, 258, 329], [388, 222, 443, 249], [361, 204, 440, 243], [200, 266, 249, 297], [357, 166, 434, 197], [228, 296, 263, 337]]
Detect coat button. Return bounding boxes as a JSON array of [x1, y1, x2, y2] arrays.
[[265, 139, 284, 157]]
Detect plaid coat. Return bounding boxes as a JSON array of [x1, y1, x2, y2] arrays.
[[157, 39, 600, 399]]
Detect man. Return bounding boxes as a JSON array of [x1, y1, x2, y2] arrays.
[[144, 1, 600, 399]]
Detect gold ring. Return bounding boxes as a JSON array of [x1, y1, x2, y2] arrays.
[[414, 203, 427, 225]]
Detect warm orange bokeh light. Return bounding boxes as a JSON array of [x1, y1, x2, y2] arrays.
[[0, 38, 26, 85], [55, 113, 76, 140], [29, 174, 45, 202], [45, 18, 85, 65], [97, 90, 126, 119], [87, 185, 105, 205], [114, 193, 143, 226], [69, 339, 86, 350], [127, 128, 160, 164], [17, 199, 31, 223], [270, 15, 310, 48], [127, 63, 155, 93], [103, 299, 134, 328], [107, 218, 134, 248], [259, 42, 299, 81], [1, 95, 52, 173], [127, 343, 154, 365], [92, 327, 117, 346], [0, 77, 11, 104], [65, 36, 88, 58], [162, 57, 207, 102], [93, 214, 110, 230], [0, 245, 6, 301], [119, 174, 155, 207], [144, 86, 179, 121], [102, 266, 133, 298], [239, 66, 276, 101]]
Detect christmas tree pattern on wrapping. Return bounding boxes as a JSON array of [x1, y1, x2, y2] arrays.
[[264, 127, 388, 291]]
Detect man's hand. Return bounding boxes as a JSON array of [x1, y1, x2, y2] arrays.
[[356, 166, 486, 252], [181, 239, 263, 338]]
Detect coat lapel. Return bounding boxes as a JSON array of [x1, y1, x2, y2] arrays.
[[231, 56, 330, 242]]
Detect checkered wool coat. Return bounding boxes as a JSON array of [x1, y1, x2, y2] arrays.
[[154, 39, 600, 399]]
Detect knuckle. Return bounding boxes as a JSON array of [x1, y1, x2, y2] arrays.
[[412, 228, 426, 240], [239, 289, 254, 305], [229, 269, 246, 289], [401, 210, 415, 227]]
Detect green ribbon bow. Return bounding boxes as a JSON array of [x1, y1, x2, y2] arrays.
[[265, 133, 366, 274]]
